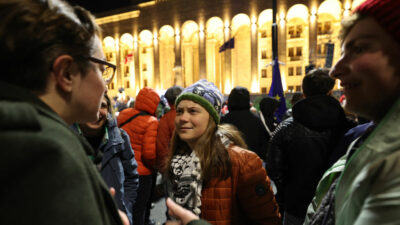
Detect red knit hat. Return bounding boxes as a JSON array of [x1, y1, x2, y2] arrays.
[[354, 0, 400, 44]]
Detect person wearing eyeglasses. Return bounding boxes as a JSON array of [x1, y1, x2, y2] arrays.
[[74, 93, 139, 225], [0, 0, 125, 225]]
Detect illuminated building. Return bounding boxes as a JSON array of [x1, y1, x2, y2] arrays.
[[96, 0, 366, 97]]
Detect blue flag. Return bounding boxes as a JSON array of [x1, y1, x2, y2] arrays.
[[268, 57, 286, 122]]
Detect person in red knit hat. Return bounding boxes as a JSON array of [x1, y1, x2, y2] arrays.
[[303, 0, 400, 224]]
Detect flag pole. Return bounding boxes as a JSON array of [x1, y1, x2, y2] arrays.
[[272, 0, 278, 60]]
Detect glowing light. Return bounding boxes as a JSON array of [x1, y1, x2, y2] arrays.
[[251, 79, 259, 93], [310, 14, 316, 23], [281, 71, 287, 91], [120, 33, 134, 48], [103, 36, 115, 49], [345, 1, 351, 10], [287, 4, 309, 22], [319, 0, 342, 20], [280, 12, 285, 20], [224, 78, 231, 94], [199, 24, 204, 32], [224, 21, 230, 28], [251, 16, 257, 24], [311, 7, 317, 16]]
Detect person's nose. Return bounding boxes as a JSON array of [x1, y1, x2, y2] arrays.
[[329, 54, 349, 80]]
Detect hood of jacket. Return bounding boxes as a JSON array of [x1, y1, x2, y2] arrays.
[[292, 95, 347, 131], [105, 113, 124, 146], [134, 87, 160, 115], [228, 86, 250, 111]]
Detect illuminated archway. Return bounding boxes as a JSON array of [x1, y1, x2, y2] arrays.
[[317, 0, 342, 74], [103, 36, 117, 91], [205, 17, 224, 91], [286, 4, 309, 93], [258, 9, 273, 94], [119, 33, 135, 95], [159, 25, 175, 89], [231, 13, 251, 91], [181, 20, 199, 87], [139, 30, 154, 88]]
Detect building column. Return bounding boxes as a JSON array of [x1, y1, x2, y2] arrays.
[[134, 36, 141, 94], [174, 30, 183, 86], [199, 28, 206, 79], [114, 33, 122, 89], [309, 12, 318, 66], [153, 36, 160, 90], [223, 24, 232, 94], [251, 21, 259, 93]]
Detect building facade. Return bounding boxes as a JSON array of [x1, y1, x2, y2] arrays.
[[97, 0, 366, 97]]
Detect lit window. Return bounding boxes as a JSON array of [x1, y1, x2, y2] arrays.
[[324, 21, 332, 34], [296, 47, 302, 57], [288, 67, 294, 76], [288, 26, 295, 38], [296, 25, 302, 38], [261, 50, 267, 59], [261, 30, 267, 38], [261, 87, 267, 94], [296, 66, 302, 76], [288, 48, 294, 57], [261, 69, 267, 78]]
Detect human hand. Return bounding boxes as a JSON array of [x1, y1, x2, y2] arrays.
[[165, 198, 199, 225], [110, 188, 130, 225]]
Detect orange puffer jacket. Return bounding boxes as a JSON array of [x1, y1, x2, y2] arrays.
[[156, 107, 176, 173], [201, 146, 282, 225], [117, 87, 160, 176]]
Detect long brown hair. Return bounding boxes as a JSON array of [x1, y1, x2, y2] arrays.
[[166, 116, 232, 184]]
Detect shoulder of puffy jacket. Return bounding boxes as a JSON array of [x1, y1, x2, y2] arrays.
[[117, 108, 136, 124], [228, 145, 261, 166]]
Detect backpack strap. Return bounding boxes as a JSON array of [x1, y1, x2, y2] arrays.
[[119, 111, 150, 128]]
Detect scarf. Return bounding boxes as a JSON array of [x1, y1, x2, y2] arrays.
[[171, 151, 203, 216], [170, 132, 232, 216]]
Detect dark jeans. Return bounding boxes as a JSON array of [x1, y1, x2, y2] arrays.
[[132, 175, 153, 225]]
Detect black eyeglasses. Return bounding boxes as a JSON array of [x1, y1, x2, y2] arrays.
[[88, 56, 116, 84]]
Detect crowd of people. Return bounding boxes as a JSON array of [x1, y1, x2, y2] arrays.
[[2, 0, 400, 225]]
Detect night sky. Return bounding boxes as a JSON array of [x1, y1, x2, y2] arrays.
[[66, 0, 149, 15]]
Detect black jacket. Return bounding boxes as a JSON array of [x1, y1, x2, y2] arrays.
[[266, 95, 353, 219], [221, 110, 268, 161]]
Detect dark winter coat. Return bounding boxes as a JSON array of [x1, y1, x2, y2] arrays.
[[0, 81, 122, 225], [266, 95, 352, 219], [98, 115, 139, 224], [221, 89, 269, 160]]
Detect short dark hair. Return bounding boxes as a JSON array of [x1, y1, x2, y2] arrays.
[[302, 68, 335, 97], [165, 86, 183, 105], [0, 0, 100, 93]]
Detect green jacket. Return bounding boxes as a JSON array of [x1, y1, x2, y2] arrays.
[[305, 98, 400, 225], [0, 82, 122, 225]]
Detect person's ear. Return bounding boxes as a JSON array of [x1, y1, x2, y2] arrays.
[[52, 55, 78, 92]]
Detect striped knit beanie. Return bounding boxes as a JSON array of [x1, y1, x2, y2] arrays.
[[175, 79, 223, 124], [354, 0, 400, 44]]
